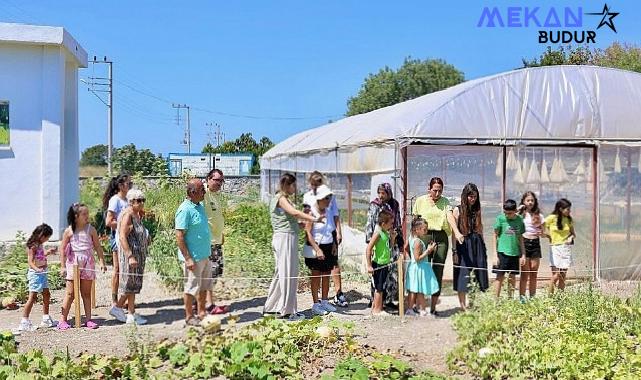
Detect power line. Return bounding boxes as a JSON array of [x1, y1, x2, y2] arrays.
[[112, 78, 343, 121], [172, 104, 191, 153]]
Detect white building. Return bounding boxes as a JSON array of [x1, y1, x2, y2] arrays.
[[168, 152, 254, 177], [0, 23, 87, 240]]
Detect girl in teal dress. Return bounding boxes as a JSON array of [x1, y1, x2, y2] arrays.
[[405, 216, 440, 316]]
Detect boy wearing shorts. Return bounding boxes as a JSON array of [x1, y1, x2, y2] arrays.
[[493, 199, 526, 298]]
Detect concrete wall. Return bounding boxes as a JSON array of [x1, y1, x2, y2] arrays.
[[0, 43, 80, 240]]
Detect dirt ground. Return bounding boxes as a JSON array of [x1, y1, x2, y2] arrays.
[[0, 269, 461, 377]]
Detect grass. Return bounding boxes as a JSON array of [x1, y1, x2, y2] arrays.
[[0, 122, 8, 145]]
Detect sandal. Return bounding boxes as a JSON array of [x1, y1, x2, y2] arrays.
[[57, 321, 71, 331], [84, 320, 99, 329], [185, 316, 201, 327], [210, 305, 229, 315]]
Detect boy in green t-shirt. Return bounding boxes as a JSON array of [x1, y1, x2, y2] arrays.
[[492, 199, 526, 298], [366, 210, 396, 316]]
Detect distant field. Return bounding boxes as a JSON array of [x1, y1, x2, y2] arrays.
[[80, 165, 108, 177], [0, 122, 8, 145]]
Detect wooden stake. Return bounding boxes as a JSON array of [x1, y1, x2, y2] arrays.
[[397, 254, 405, 319], [73, 264, 81, 328]]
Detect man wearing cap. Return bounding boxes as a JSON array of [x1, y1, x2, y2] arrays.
[[203, 168, 229, 314]]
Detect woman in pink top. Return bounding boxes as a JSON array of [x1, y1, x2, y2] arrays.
[[58, 203, 107, 330], [517, 191, 547, 300]]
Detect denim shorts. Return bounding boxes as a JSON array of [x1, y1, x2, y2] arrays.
[[27, 269, 49, 293]]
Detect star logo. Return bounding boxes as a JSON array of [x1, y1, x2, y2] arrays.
[[586, 3, 620, 33]]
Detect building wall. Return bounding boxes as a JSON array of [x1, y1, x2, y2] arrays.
[[0, 43, 79, 240]]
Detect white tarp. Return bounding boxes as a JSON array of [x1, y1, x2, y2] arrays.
[[262, 66, 641, 173]]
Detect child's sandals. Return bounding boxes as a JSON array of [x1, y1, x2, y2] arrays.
[[56, 321, 71, 331], [84, 320, 99, 329]]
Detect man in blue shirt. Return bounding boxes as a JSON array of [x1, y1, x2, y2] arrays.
[[175, 178, 211, 326]]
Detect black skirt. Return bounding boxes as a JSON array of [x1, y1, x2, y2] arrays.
[[453, 233, 489, 293], [304, 243, 337, 272]]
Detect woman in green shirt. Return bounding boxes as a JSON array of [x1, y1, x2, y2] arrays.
[[263, 173, 321, 321], [411, 177, 463, 315]]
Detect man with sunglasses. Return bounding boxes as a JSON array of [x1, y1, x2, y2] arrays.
[[203, 169, 229, 315]]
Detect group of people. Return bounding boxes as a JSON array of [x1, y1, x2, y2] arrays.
[[365, 177, 576, 317], [16, 169, 577, 331], [17, 168, 230, 331]]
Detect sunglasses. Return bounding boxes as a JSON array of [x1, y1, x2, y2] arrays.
[[134, 198, 146, 203]]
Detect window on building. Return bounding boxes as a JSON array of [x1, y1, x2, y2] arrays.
[[0, 101, 8, 146]]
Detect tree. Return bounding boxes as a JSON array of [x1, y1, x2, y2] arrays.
[[346, 57, 465, 116], [80, 144, 108, 166], [522, 43, 641, 73], [112, 143, 168, 175], [201, 133, 274, 174]]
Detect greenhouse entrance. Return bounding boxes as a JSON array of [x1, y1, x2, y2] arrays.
[[404, 144, 597, 281]]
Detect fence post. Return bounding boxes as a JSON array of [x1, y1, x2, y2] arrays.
[[73, 264, 81, 328], [397, 254, 405, 320]]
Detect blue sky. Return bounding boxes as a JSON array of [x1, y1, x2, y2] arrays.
[[1, 0, 640, 156]]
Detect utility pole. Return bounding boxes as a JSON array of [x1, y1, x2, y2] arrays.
[[172, 103, 191, 153], [84, 56, 113, 175], [205, 122, 223, 147]]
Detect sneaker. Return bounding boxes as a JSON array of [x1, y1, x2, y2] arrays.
[[133, 313, 147, 325], [405, 308, 418, 316], [126, 314, 136, 325], [17, 319, 37, 332], [185, 316, 201, 327], [419, 309, 433, 317], [519, 296, 528, 304], [333, 293, 349, 307], [109, 306, 127, 323], [320, 299, 337, 313], [40, 316, 56, 328], [312, 302, 329, 316], [287, 312, 306, 321]]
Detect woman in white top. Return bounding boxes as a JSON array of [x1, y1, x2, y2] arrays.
[[303, 185, 339, 316], [517, 191, 547, 300], [101, 173, 131, 322]]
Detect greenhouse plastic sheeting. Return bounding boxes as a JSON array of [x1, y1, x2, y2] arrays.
[[262, 66, 641, 174]]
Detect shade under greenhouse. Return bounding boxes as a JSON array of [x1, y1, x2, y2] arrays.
[[261, 65, 641, 281]]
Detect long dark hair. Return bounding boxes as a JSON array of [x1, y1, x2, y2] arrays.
[[102, 174, 130, 210], [67, 203, 87, 232], [552, 198, 572, 230], [459, 183, 482, 235], [26, 224, 53, 249], [519, 191, 541, 215], [520, 191, 542, 226]]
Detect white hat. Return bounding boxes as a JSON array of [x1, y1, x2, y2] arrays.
[[126, 189, 145, 202], [314, 184, 333, 200]]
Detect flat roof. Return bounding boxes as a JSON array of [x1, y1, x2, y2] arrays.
[[0, 22, 87, 67]]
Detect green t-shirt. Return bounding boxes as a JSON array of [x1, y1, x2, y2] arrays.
[[373, 226, 391, 265], [493, 213, 525, 256]]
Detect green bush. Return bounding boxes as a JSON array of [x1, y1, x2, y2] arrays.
[[448, 286, 641, 379]]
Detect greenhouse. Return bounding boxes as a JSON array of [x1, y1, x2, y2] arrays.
[[261, 65, 641, 281]]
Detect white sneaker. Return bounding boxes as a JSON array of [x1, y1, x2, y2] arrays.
[[320, 299, 337, 313], [17, 319, 37, 332], [312, 302, 329, 316], [419, 309, 433, 317], [40, 316, 56, 328], [133, 313, 147, 325], [126, 314, 136, 325], [405, 308, 418, 316], [109, 306, 127, 323], [287, 312, 306, 321]]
